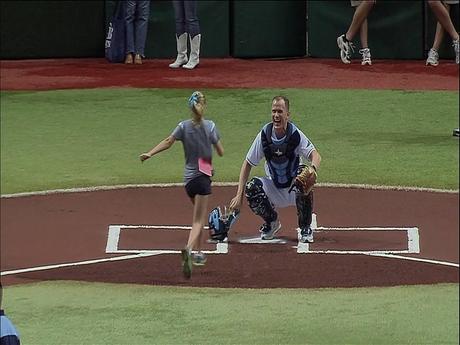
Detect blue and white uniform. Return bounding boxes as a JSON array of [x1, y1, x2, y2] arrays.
[[1, 310, 20, 345], [245, 122, 316, 208]]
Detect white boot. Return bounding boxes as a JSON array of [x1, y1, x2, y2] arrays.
[[169, 33, 188, 68], [183, 34, 201, 69]]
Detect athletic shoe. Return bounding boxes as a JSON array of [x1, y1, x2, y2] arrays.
[[181, 248, 192, 279], [453, 128, 460, 137], [426, 48, 439, 66], [337, 34, 354, 64], [359, 48, 372, 65], [453, 39, 459, 64], [260, 219, 282, 240], [300, 227, 314, 243], [192, 252, 207, 266]]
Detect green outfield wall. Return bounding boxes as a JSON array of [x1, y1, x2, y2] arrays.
[[0, 0, 458, 60], [0, 0, 106, 59]]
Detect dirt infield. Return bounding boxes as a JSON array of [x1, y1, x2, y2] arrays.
[[0, 57, 458, 288], [1, 186, 458, 288]]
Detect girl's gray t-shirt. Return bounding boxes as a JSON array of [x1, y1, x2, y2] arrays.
[[172, 119, 220, 184]]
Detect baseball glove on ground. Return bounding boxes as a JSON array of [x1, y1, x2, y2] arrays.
[[292, 164, 317, 195]]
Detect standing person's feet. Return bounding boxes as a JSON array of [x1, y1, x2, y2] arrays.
[[426, 48, 439, 66], [337, 34, 354, 64], [134, 54, 142, 65], [181, 248, 192, 279], [124, 53, 133, 64], [359, 48, 372, 65], [453, 39, 459, 64]]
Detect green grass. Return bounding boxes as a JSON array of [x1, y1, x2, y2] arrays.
[[1, 88, 458, 194], [3, 281, 458, 345]]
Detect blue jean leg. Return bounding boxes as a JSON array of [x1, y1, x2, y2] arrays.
[[126, 0, 150, 56], [172, 0, 186, 35], [172, 0, 200, 37], [184, 0, 200, 37]]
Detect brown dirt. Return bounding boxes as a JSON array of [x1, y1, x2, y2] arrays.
[[1, 186, 458, 288]]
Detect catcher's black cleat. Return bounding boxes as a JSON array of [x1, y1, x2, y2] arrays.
[[299, 227, 314, 243], [260, 219, 282, 240]]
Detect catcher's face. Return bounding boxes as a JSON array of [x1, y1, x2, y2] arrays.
[[271, 99, 290, 136]]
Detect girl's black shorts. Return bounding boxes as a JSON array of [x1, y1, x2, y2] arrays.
[[185, 174, 212, 198]]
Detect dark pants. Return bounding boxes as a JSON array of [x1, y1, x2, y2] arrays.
[[172, 0, 200, 37]]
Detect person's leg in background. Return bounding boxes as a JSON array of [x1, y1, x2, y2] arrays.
[[133, 0, 150, 64], [182, 0, 201, 69], [358, 10, 372, 65], [169, 1, 189, 68], [426, 7, 447, 67], [125, 0, 137, 64], [427, 0, 460, 64], [337, 0, 376, 64]]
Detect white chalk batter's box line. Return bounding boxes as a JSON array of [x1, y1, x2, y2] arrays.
[[2, 218, 456, 278], [106, 225, 229, 255], [105, 215, 420, 256]]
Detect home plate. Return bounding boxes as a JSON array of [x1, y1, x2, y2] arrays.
[[237, 237, 288, 244]]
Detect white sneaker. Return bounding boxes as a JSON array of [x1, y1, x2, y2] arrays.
[[260, 220, 282, 240], [300, 227, 314, 243], [337, 34, 354, 64], [453, 39, 459, 64], [426, 48, 439, 66], [359, 48, 372, 65]]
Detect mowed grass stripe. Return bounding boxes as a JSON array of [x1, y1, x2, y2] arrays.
[[1, 88, 458, 194]]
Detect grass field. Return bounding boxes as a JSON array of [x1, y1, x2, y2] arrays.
[[1, 88, 459, 194], [2, 282, 459, 345], [1, 87, 459, 344]]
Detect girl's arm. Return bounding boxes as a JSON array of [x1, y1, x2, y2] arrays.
[[140, 135, 176, 162], [213, 140, 224, 157]]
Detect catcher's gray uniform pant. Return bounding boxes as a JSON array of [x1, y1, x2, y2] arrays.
[[257, 176, 296, 208], [255, 176, 314, 229]]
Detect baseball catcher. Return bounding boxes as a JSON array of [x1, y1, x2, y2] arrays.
[[208, 206, 240, 242], [229, 95, 321, 243]]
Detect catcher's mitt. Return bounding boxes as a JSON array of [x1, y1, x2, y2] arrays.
[[291, 164, 317, 195], [208, 206, 239, 242]]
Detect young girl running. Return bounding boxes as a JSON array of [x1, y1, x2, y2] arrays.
[[139, 91, 224, 279]]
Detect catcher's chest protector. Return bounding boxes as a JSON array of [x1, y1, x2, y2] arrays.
[[261, 122, 300, 188]]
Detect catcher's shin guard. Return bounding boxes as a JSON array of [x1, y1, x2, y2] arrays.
[[245, 177, 277, 223], [296, 191, 313, 229]]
